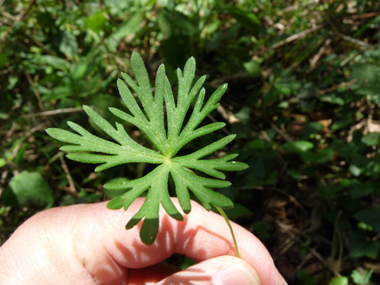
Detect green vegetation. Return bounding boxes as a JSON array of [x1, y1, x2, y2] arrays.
[[1, 0, 380, 284]]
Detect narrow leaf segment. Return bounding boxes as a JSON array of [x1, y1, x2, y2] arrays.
[[47, 52, 248, 245]]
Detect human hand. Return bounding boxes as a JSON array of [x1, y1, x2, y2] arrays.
[[0, 198, 287, 285]]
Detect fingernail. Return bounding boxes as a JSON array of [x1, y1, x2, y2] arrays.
[[215, 264, 260, 285]]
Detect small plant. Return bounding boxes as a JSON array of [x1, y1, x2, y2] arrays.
[[47, 52, 248, 247]]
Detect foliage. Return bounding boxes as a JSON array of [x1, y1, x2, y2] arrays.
[[1, 0, 380, 283], [351, 269, 374, 285], [1, 171, 53, 209], [329, 276, 349, 285], [330, 269, 374, 285], [47, 52, 247, 244]]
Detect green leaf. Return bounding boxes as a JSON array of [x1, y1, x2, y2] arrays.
[[297, 269, 318, 285], [38, 55, 70, 71], [0, 52, 9, 68], [301, 148, 334, 164], [351, 269, 373, 285], [349, 229, 379, 259], [0, 158, 6, 168], [85, 11, 107, 33], [362, 132, 380, 146], [352, 63, 378, 83], [226, 5, 260, 32], [223, 203, 252, 219], [0, 171, 54, 209], [283, 141, 314, 155], [61, 190, 101, 206], [107, 14, 142, 50], [329, 276, 349, 285], [243, 60, 261, 77], [71, 61, 87, 80], [47, 52, 248, 244], [103, 178, 130, 199], [252, 220, 272, 240], [353, 206, 380, 232], [59, 31, 78, 59], [235, 106, 251, 125]]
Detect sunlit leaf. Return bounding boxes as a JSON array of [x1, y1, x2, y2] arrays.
[[47, 52, 248, 244], [283, 141, 314, 154], [85, 11, 107, 33]]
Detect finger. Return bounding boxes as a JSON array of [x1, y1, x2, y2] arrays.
[[156, 255, 261, 285], [66, 198, 284, 285], [126, 262, 178, 284], [1, 198, 285, 285]]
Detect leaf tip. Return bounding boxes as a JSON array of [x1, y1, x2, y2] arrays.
[[126, 219, 137, 230], [188, 56, 195, 64], [183, 208, 191, 214], [107, 197, 124, 210], [171, 212, 184, 221], [240, 162, 249, 170], [158, 63, 166, 72], [131, 51, 143, 64]]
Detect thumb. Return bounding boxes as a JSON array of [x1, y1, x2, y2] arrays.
[[157, 255, 261, 285]]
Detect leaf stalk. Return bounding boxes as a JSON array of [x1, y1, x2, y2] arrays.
[[214, 205, 241, 258]]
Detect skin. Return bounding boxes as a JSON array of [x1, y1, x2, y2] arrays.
[[0, 198, 287, 285]]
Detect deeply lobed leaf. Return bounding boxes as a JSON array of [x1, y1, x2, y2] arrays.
[[47, 52, 248, 244]]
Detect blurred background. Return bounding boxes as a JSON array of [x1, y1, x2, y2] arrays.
[[1, 0, 380, 284]]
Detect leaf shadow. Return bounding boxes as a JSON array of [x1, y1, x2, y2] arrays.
[[114, 210, 235, 284], [160, 267, 212, 285]]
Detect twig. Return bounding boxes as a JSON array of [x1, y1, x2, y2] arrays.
[[0, 17, 11, 26], [216, 105, 240, 125], [114, 56, 128, 70], [318, 79, 358, 95], [59, 155, 77, 196], [269, 24, 325, 50], [336, 33, 373, 49], [309, 38, 332, 72], [30, 122, 49, 133], [12, 138, 26, 160], [269, 121, 292, 142], [72, 0, 82, 6], [23, 107, 85, 118], [330, 211, 344, 281], [0, 11, 14, 20], [237, 186, 308, 217], [350, 12, 380, 20], [23, 67, 44, 111], [0, 0, 36, 42], [0, 169, 8, 197], [295, 252, 313, 271], [23, 33, 56, 56], [207, 113, 231, 135], [44, 152, 64, 169], [287, 231, 342, 277]]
